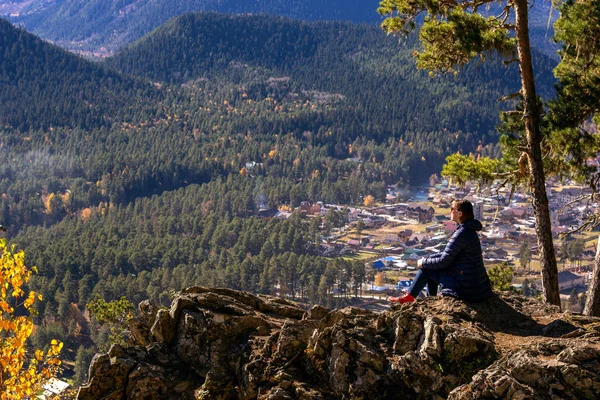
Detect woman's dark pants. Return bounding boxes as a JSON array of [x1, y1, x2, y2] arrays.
[[409, 269, 440, 297]]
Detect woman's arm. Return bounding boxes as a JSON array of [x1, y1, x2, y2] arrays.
[[420, 229, 467, 270]]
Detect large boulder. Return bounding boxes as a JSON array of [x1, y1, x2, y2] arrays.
[[449, 342, 600, 399], [77, 287, 600, 399]]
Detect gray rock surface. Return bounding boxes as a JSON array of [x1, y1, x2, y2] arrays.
[[449, 343, 600, 399], [77, 288, 600, 399]]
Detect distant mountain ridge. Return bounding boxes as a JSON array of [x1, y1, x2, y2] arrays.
[[0, 10, 558, 137], [4, 0, 383, 56], [106, 12, 557, 137], [4, 0, 558, 57]]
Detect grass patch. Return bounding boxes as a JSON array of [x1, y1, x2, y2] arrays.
[[528, 259, 542, 271], [342, 252, 376, 261]]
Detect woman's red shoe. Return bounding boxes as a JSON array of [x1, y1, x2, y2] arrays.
[[388, 293, 415, 303]]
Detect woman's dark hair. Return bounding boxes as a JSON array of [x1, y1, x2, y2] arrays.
[[452, 199, 474, 223]]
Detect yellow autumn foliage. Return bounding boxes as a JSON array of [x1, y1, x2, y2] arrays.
[[80, 208, 93, 221], [0, 239, 61, 399], [42, 193, 55, 214], [374, 272, 386, 287]]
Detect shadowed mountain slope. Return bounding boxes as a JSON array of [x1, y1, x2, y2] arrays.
[[0, 18, 160, 131]]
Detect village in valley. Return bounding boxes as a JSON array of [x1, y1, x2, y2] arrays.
[[271, 177, 597, 311]]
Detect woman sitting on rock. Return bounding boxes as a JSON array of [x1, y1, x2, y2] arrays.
[[389, 199, 493, 304]]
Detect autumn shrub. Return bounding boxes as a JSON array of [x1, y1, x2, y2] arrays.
[[0, 239, 62, 399]]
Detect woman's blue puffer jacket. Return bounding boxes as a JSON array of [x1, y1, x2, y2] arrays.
[[421, 218, 493, 302]]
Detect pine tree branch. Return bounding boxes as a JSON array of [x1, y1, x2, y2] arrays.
[[561, 214, 599, 237], [558, 194, 592, 214], [491, 177, 512, 223], [498, 92, 522, 102]]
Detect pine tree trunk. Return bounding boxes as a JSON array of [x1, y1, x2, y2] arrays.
[[584, 235, 600, 316], [514, 0, 561, 306]]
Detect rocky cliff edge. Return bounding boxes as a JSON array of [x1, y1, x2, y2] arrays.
[[77, 287, 600, 399]]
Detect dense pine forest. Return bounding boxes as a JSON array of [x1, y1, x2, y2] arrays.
[[0, 19, 162, 131], [0, 11, 560, 382]]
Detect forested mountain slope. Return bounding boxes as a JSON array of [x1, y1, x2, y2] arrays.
[[0, 18, 160, 131], [3, 0, 558, 56], [0, 12, 558, 233], [0, 12, 558, 234], [108, 13, 557, 141]]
